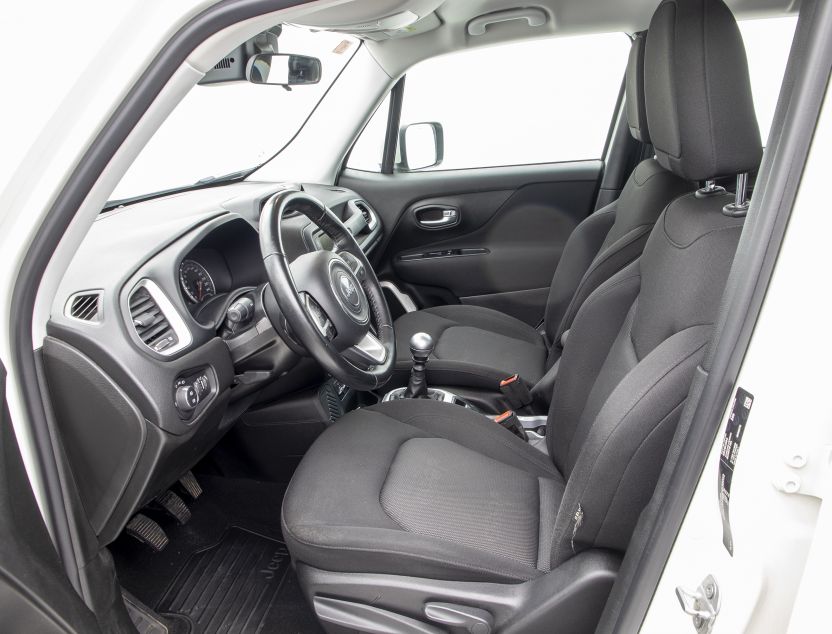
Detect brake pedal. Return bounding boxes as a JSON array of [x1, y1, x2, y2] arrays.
[[178, 470, 203, 500], [125, 514, 169, 552], [155, 490, 191, 525]]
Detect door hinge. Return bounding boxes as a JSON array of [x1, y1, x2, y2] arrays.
[[675, 574, 720, 633]]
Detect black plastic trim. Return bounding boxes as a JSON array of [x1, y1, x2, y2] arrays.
[[601, 73, 626, 162], [297, 549, 620, 634], [0, 362, 104, 633], [381, 76, 406, 175]]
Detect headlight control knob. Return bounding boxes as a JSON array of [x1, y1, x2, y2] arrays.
[[175, 384, 199, 412]]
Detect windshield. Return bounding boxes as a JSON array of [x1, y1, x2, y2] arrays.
[[110, 25, 358, 203]]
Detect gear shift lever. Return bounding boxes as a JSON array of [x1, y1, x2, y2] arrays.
[[404, 332, 434, 398]]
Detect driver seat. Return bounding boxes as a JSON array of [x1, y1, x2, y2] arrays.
[[282, 1, 762, 631]]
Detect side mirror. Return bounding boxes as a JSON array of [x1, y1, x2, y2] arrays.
[[246, 53, 322, 86], [398, 122, 444, 171]]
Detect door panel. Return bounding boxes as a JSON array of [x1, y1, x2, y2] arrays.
[[0, 363, 101, 633], [341, 160, 601, 324]]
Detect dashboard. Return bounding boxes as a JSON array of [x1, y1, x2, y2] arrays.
[[43, 181, 382, 546]]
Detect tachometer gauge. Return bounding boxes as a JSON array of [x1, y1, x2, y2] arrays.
[[179, 260, 216, 304]]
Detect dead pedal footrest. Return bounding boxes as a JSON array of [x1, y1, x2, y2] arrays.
[[178, 470, 203, 500], [125, 514, 169, 552], [155, 490, 191, 525], [122, 590, 169, 634]]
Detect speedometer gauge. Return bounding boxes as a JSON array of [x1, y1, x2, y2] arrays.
[[179, 260, 216, 304]]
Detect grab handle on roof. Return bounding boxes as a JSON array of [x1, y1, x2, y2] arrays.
[[467, 8, 548, 36]]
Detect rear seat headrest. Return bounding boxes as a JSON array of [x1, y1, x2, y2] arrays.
[[644, 0, 763, 181], [625, 33, 651, 144]]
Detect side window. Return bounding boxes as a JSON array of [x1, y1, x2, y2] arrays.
[[399, 33, 629, 171], [348, 19, 797, 175], [346, 94, 391, 172], [346, 32, 629, 174], [738, 16, 797, 145]]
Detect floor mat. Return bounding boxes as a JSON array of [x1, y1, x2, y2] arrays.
[[111, 475, 323, 634], [158, 527, 292, 634]]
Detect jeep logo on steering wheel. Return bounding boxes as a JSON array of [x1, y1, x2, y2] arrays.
[[338, 274, 359, 307]]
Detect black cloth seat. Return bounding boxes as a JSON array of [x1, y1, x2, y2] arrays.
[[281, 398, 562, 583], [393, 34, 692, 393], [283, 0, 764, 618], [394, 304, 548, 388]]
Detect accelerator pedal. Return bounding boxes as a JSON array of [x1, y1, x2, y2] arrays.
[[156, 490, 191, 525], [178, 470, 203, 500], [125, 514, 169, 552]]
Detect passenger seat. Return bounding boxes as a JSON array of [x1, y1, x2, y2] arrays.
[[393, 33, 692, 401]]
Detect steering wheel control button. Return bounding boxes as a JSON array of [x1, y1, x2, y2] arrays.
[[227, 297, 254, 324], [303, 294, 337, 340], [339, 252, 365, 280]]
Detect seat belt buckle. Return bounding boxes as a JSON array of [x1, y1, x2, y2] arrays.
[[499, 374, 533, 409], [494, 410, 528, 441]]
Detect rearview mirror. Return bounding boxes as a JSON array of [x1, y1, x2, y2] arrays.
[[246, 54, 322, 86], [398, 122, 444, 171]]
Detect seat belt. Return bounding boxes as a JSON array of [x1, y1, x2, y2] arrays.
[[493, 410, 528, 441], [499, 374, 533, 409]]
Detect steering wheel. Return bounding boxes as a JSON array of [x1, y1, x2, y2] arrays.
[[259, 190, 395, 391]]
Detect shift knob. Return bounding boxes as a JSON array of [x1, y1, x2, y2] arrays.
[[409, 332, 434, 361], [404, 332, 434, 398]]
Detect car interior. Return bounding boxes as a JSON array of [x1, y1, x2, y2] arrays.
[[33, 0, 807, 632]]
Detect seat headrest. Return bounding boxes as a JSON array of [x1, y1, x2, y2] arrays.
[[644, 0, 763, 181], [625, 33, 650, 143]]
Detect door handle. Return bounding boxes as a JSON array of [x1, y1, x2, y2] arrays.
[[414, 206, 460, 230]]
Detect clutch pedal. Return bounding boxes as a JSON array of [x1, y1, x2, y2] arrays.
[[125, 514, 169, 552]]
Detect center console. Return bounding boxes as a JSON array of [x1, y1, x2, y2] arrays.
[[386, 331, 481, 411], [383, 331, 549, 452], [382, 386, 478, 410]]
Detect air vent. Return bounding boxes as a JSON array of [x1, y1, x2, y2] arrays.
[[350, 200, 378, 230], [127, 281, 192, 356], [213, 56, 234, 70], [354, 201, 372, 224], [66, 291, 102, 322]]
